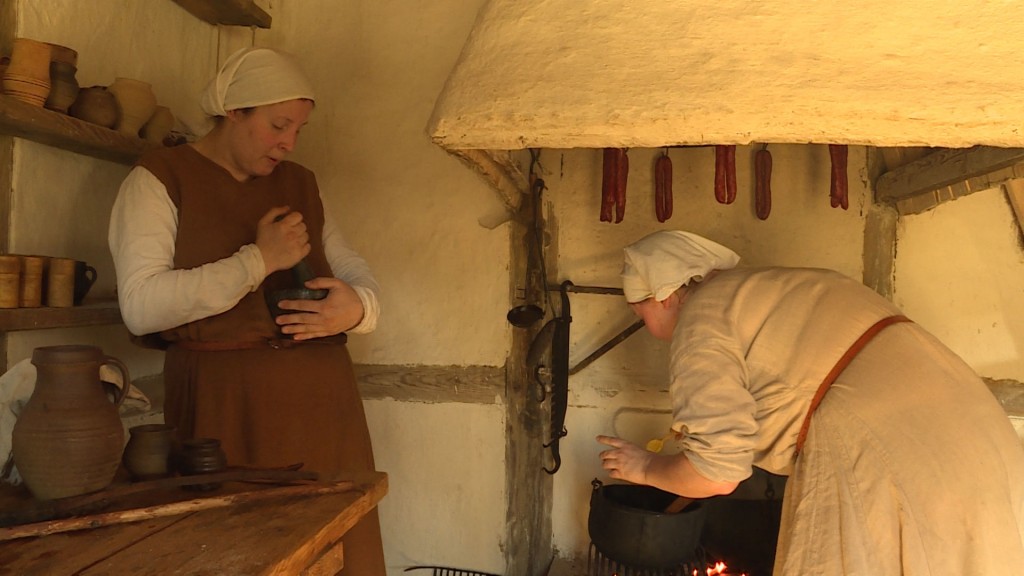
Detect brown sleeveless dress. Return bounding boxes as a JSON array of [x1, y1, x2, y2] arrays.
[[136, 145, 386, 575]]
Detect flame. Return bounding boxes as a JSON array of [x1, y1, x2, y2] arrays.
[[706, 561, 727, 575]]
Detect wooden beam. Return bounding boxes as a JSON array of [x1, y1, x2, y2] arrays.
[[875, 146, 1024, 204], [170, 0, 271, 28], [354, 364, 503, 404], [1003, 179, 1024, 236]]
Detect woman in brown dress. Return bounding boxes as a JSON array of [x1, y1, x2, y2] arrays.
[[109, 47, 386, 575]]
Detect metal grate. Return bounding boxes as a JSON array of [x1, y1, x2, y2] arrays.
[[404, 566, 502, 576], [586, 542, 704, 576]]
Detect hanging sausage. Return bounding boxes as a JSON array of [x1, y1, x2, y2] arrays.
[[829, 144, 849, 210], [654, 150, 673, 222], [600, 148, 629, 223], [714, 145, 737, 204]]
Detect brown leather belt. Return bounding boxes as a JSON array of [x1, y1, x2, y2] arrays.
[[794, 314, 911, 457], [172, 334, 347, 352]]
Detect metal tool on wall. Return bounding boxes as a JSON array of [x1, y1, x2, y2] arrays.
[[528, 282, 645, 474]]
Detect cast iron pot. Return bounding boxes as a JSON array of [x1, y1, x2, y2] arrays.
[[588, 479, 707, 570]]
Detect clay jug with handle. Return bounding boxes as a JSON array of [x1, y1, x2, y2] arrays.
[[12, 345, 130, 500]]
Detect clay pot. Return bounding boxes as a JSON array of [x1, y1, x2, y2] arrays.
[[123, 424, 176, 481], [44, 60, 79, 114], [2, 38, 52, 107], [46, 43, 77, 68], [69, 86, 118, 128], [0, 255, 20, 309], [107, 77, 157, 137], [17, 255, 45, 308], [12, 345, 130, 500], [177, 438, 228, 491], [141, 105, 174, 145]]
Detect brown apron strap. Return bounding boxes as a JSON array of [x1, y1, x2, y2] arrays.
[[172, 334, 347, 352], [794, 314, 912, 457]]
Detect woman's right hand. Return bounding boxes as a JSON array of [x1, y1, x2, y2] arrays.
[[256, 206, 311, 274]]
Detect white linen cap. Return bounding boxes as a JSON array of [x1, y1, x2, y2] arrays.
[[621, 231, 740, 303], [199, 47, 315, 117]]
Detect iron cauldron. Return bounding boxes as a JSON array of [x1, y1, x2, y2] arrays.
[[588, 479, 707, 570]]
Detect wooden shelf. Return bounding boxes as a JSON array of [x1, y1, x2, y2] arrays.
[[0, 300, 122, 332], [0, 95, 157, 165], [171, 0, 271, 28]]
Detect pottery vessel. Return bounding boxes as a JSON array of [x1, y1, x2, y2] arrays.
[[141, 105, 174, 144], [0, 255, 20, 308], [123, 424, 176, 480], [46, 43, 77, 68], [12, 345, 130, 500], [17, 255, 45, 308], [2, 38, 52, 107], [73, 260, 97, 305], [45, 60, 79, 114], [177, 438, 228, 491], [107, 77, 157, 137], [68, 86, 118, 128], [46, 256, 75, 308]]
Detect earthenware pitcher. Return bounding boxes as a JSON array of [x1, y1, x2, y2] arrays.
[[12, 345, 130, 500]]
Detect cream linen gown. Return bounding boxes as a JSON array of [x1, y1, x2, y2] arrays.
[[668, 267, 1024, 575]]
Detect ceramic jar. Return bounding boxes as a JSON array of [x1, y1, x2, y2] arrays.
[[12, 345, 130, 500], [17, 255, 45, 308], [107, 77, 157, 137], [2, 38, 52, 107], [69, 86, 118, 128], [44, 61, 79, 114], [141, 105, 174, 145], [0, 255, 20, 309], [123, 424, 176, 480], [46, 256, 75, 308], [178, 438, 228, 491]]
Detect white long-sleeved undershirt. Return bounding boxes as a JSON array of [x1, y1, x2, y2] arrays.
[[108, 167, 380, 336]]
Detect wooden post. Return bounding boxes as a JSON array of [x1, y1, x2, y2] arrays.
[[504, 152, 553, 576]]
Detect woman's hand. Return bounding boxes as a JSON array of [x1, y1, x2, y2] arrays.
[[597, 435, 655, 485], [274, 277, 365, 340], [256, 206, 310, 274]]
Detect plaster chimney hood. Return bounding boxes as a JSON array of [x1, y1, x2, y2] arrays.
[[427, 0, 1024, 199]]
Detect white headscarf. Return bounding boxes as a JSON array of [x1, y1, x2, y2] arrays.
[[621, 231, 741, 303], [199, 47, 315, 117]]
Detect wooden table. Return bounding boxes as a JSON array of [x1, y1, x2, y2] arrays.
[[0, 470, 387, 575]]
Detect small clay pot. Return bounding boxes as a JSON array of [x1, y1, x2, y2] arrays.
[[107, 77, 157, 137], [45, 60, 79, 114], [69, 86, 118, 128], [123, 423, 176, 481], [45, 43, 77, 68], [177, 438, 228, 491], [2, 38, 52, 106]]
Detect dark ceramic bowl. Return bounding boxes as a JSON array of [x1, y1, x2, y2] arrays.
[[265, 287, 328, 319]]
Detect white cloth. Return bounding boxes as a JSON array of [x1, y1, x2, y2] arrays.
[[199, 47, 315, 117], [108, 166, 381, 336], [0, 359, 151, 485], [621, 230, 740, 303], [667, 266, 1024, 574]]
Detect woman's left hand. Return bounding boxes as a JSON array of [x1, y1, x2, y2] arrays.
[[597, 435, 654, 485], [275, 277, 365, 340]]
